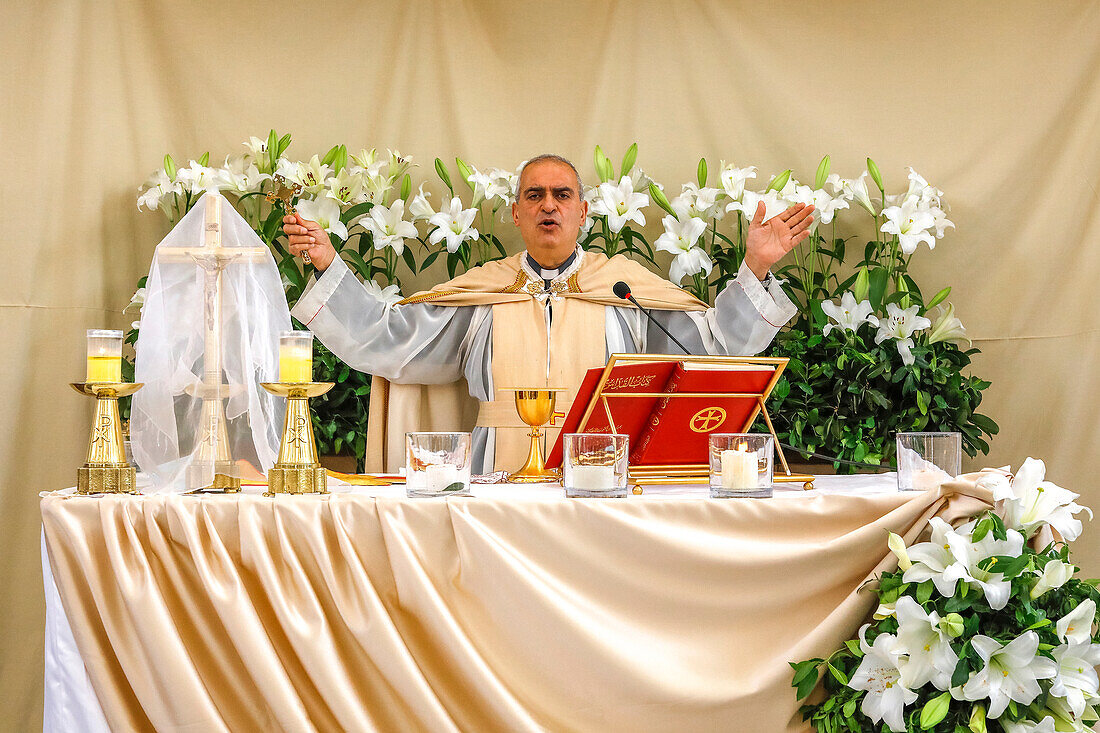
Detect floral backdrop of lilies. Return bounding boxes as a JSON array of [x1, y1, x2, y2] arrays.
[[131, 132, 997, 470]]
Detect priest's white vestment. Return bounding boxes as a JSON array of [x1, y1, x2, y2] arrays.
[[291, 246, 796, 473]]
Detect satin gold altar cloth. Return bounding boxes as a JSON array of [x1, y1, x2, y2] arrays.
[[40, 477, 993, 732]]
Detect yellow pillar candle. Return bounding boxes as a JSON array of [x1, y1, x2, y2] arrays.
[[279, 330, 314, 383], [86, 329, 123, 383]]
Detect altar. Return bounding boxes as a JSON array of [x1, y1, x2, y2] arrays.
[[41, 475, 993, 732]]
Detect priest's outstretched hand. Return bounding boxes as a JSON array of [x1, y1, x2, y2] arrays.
[[743, 201, 815, 280], [282, 215, 337, 271]]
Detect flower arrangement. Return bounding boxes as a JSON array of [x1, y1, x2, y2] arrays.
[[790, 459, 1098, 732], [131, 133, 998, 470]]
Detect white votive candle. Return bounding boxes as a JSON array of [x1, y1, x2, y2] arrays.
[[570, 465, 616, 492], [721, 447, 757, 489], [423, 463, 460, 491]]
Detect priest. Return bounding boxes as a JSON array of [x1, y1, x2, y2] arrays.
[[284, 154, 814, 473]]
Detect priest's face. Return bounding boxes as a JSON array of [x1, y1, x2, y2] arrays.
[[512, 159, 588, 269]]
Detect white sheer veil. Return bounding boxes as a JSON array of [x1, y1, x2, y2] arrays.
[[131, 193, 289, 493]]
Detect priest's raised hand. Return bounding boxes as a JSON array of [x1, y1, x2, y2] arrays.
[[743, 201, 815, 280], [282, 214, 337, 270]]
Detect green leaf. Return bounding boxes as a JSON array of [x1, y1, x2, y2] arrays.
[[697, 157, 708, 187], [442, 481, 466, 492], [916, 579, 934, 605], [420, 249, 442, 271], [916, 390, 929, 415], [400, 245, 416, 273], [340, 201, 374, 226], [826, 663, 848, 685], [620, 143, 638, 177], [815, 155, 830, 190], [926, 286, 951, 310], [844, 639, 862, 656], [969, 413, 999, 435], [434, 158, 454, 193], [867, 157, 884, 192], [869, 267, 889, 311]]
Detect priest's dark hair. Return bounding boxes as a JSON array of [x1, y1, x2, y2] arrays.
[[516, 154, 584, 197]]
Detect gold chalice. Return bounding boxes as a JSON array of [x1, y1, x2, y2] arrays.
[[504, 387, 565, 483]]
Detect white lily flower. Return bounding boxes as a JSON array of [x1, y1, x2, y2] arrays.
[[729, 189, 788, 222], [385, 149, 413, 180], [297, 155, 334, 195], [674, 184, 725, 221], [873, 600, 898, 620], [791, 184, 849, 227], [350, 148, 377, 169], [1030, 559, 1075, 599], [906, 168, 944, 207], [903, 517, 972, 597], [136, 169, 183, 212], [295, 196, 348, 241], [719, 163, 757, 203], [655, 215, 710, 285], [987, 457, 1092, 541], [628, 167, 655, 194], [408, 184, 435, 222], [844, 172, 878, 216], [1050, 639, 1100, 717], [941, 524, 1024, 610], [325, 167, 366, 205], [874, 303, 932, 366], [1043, 692, 1099, 731], [428, 196, 479, 253], [243, 136, 268, 162], [216, 154, 269, 195], [274, 157, 302, 185], [962, 631, 1057, 718], [363, 278, 402, 306], [822, 291, 879, 336], [488, 167, 518, 206], [361, 199, 417, 255], [927, 303, 971, 346], [881, 195, 937, 254], [1000, 717, 1058, 733], [591, 176, 649, 233], [930, 206, 955, 238], [823, 173, 848, 197], [893, 596, 959, 690], [175, 160, 222, 195], [848, 625, 917, 732], [1057, 599, 1096, 647]]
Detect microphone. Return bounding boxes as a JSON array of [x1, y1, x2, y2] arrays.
[[613, 281, 693, 355]]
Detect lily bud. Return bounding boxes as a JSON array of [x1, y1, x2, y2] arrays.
[[620, 143, 638, 177], [920, 692, 951, 729], [649, 182, 676, 218], [594, 145, 613, 183], [942, 612, 965, 638], [814, 155, 830, 190], [455, 157, 475, 190], [766, 169, 792, 193], [968, 703, 986, 733], [895, 275, 911, 309], [867, 157, 884, 192], [434, 158, 454, 194], [852, 267, 870, 302], [277, 132, 292, 157], [400, 173, 412, 203], [697, 157, 708, 188], [163, 154, 176, 179], [198, 151, 210, 167], [1030, 559, 1074, 599], [887, 532, 911, 570]]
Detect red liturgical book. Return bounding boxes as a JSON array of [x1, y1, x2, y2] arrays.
[[546, 356, 781, 468]]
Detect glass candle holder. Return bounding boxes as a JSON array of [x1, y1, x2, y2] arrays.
[[563, 433, 629, 498], [86, 329, 123, 383], [279, 330, 314, 383], [406, 432, 472, 498], [896, 432, 961, 491], [709, 434, 773, 498]]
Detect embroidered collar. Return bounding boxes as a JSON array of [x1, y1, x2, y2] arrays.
[[522, 246, 583, 284]]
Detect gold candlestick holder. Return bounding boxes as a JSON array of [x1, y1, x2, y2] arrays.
[[70, 382, 144, 495], [261, 382, 334, 495], [506, 388, 565, 483]]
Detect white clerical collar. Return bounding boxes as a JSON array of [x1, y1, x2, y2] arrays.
[[522, 245, 584, 284]]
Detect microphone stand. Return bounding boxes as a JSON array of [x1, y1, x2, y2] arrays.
[[614, 282, 693, 355]]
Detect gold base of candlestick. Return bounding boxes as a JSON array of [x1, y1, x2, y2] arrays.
[[505, 388, 564, 483], [261, 382, 334, 496], [71, 382, 144, 495]]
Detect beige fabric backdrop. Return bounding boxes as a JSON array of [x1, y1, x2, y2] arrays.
[[3, 1, 1098, 728]]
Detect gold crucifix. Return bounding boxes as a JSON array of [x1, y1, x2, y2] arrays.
[[265, 174, 310, 264]]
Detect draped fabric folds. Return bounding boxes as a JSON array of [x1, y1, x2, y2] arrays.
[[40, 479, 992, 732]]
